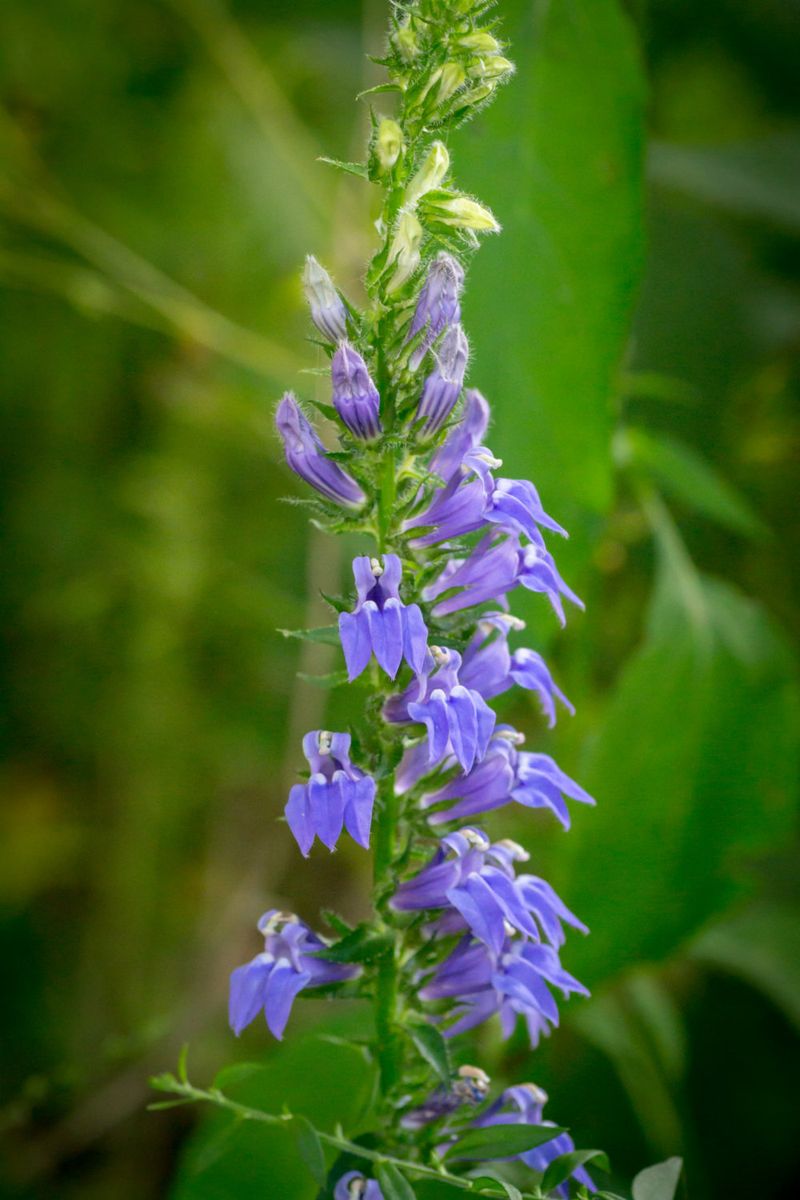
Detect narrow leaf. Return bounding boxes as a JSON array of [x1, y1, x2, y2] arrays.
[[376, 1161, 417, 1200], [292, 1114, 327, 1186], [446, 1124, 565, 1161], [297, 669, 349, 689], [406, 1019, 452, 1084], [278, 625, 341, 646], [542, 1149, 610, 1192], [318, 156, 369, 179], [468, 1176, 523, 1200], [632, 1157, 683, 1200]]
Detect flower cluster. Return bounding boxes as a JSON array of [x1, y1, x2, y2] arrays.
[[226, 1, 600, 1195]]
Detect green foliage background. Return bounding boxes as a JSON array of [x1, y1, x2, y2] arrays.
[[1, 0, 798, 1197]]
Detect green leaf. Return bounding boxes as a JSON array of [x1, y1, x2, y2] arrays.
[[318, 924, 394, 965], [317, 156, 369, 179], [632, 1157, 683, 1200], [459, 0, 645, 583], [446, 1124, 566, 1162], [406, 1018, 452, 1084], [292, 1114, 327, 1186], [619, 425, 766, 537], [376, 1161, 417, 1200], [541, 1149, 610, 1193], [278, 624, 342, 646], [468, 1176, 523, 1200], [555, 507, 800, 985]]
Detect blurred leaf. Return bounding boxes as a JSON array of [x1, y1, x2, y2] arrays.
[[376, 1162, 417, 1200], [405, 1017, 452, 1085], [618, 426, 766, 537], [460, 0, 645, 570], [293, 1115, 327, 1186], [650, 136, 800, 233], [318, 924, 394, 965], [556, 501, 800, 982], [172, 1036, 376, 1199], [631, 1158, 683, 1200], [278, 625, 342, 646], [689, 899, 800, 1031], [542, 1149, 609, 1192], [318, 157, 368, 179], [446, 1124, 565, 1162]]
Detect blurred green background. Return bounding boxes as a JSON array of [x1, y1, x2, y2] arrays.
[[1, 0, 799, 1197]]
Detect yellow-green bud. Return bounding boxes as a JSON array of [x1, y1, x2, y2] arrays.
[[393, 22, 418, 62], [405, 140, 450, 206], [387, 211, 423, 292], [459, 82, 497, 107], [423, 193, 500, 233], [458, 31, 502, 53], [473, 55, 515, 81], [436, 62, 467, 104], [376, 119, 404, 172]]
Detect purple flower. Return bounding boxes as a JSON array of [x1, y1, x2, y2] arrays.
[[420, 727, 594, 830], [405, 450, 566, 547], [229, 910, 356, 1039], [384, 646, 495, 773], [428, 387, 490, 484], [303, 255, 348, 343], [458, 614, 574, 726], [472, 1084, 595, 1197], [276, 393, 365, 509], [334, 1173, 384, 1200], [424, 531, 583, 624], [285, 730, 376, 856], [420, 934, 588, 1047], [416, 324, 469, 436], [401, 1064, 490, 1129], [407, 251, 464, 369], [332, 342, 382, 441], [392, 829, 539, 954], [338, 554, 429, 682]]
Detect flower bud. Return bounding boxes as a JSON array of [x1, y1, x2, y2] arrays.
[[473, 55, 515, 81], [437, 62, 466, 104], [422, 193, 500, 233], [375, 118, 404, 172], [331, 341, 382, 441], [386, 211, 423, 292], [302, 255, 347, 343], [458, 31, 502, 53], [405, 140, 449, 207], [393, 21, 418, 62]]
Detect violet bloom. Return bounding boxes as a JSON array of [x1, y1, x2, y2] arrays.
[[276, 393, 365, 509], [392, 829, 539, 954], [472, 1084, 595, 1198], [401, 1064, 490, 1129], [407, 251, 464, 370], [421, 727, 594, 830], [334, 1174, 384, 1200], [332, 342, 382, 441], [229, 910, 356, 1039], [405, 448, 566, 547], [285, 730, 376, 856], [420, 934, 588, 1047], [303, 255, 348, 343], [458, 614, 574, 726], [338, 554, 429, 681], [384, 646, 495, 773], [416, 324, 469, 436], [424, 531, 583, 624]]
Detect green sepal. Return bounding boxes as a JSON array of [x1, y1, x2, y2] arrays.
[[405, 1015, 451, 1084], [318, 156, 369, 179]]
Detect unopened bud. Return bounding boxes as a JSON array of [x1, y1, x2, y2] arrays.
[[458, 31, 502, 53], [473, 55, 515, 81], [302, 255, 348, 343], [375, 118, 404, 172], [458, 82, 497, 108], [405, 140, 450, 206], [437, 61, 466, 103], [386, 211, 423, 292], [394, 21, 418, 62], [422, 193, 500, 233]]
